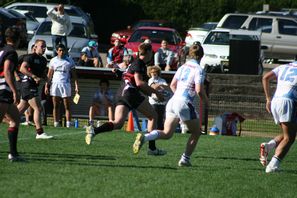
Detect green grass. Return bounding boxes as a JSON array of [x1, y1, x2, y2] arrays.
[[0, 125, 297, 198]]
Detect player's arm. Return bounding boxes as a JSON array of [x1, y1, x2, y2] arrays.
[[71, 68, 79, 93], [19, 61, 40, 83], [45, 68, 54, 95], [262, 70, 276, 113], [4, 60, 19, 104], [134, 72, 164, 101]]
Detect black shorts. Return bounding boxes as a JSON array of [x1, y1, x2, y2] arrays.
[[116, 88, 145, 110], [0, 90, 13, 104], [20, 81, 39, 101]]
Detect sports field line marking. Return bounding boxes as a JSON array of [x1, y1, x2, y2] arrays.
[[0, 130, 85, 144]]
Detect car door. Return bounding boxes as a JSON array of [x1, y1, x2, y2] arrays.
[[272, 18, 297, 60]]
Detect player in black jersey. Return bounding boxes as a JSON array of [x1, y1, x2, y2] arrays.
[[17, 39, 53, 139], [0, 27, 23, 161], [85, 43, 164, 153]]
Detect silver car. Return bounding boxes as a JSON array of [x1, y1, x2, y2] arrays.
[[28, 20, 97, 63]]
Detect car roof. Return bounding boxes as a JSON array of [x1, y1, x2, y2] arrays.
[[136, 26, 176, 31], [5, 2, 75, 8]]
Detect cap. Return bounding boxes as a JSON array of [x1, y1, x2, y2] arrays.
[[88, 40, 97, 48]]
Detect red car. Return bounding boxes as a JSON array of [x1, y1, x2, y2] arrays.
[[110, 19, 174, 45], [124, 26, 185, 70]]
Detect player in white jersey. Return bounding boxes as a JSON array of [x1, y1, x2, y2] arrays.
[[261, 61, 297, 173], [45, 43, 79, 127], [133, 44, 209, 167]]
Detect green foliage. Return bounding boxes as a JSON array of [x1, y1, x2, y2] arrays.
[[0, 125, 297, 197]]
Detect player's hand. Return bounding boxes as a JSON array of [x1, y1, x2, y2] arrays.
[[266, 100, 271, 113], [13, 92, 20, 105], [155, 92, 165, 102]]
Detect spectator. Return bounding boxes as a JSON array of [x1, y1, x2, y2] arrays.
[[0, 27, 22, 161], [78, 40, 103, 67], [17, 39, 53, 139], [88, 79, 114, 126], [117, 49, 133, 69], [133, 44, 209, 167], [45, 43, 79, 128], [106, 39, 127, 68], [154, 40, 174, 71], [47, 4, 73, 57], [146, 65, 172, 153]]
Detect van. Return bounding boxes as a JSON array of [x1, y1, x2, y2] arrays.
[[217, 13, 297, 60]]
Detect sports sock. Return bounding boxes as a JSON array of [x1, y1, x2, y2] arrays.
[[66, 121, 71, 128], [181, 153, 190, 162], [36, 128, 44, 135], [267, 139, 277, 151], [269, 155, 281, 167], [8, 127, 18, 156], [144, 130, 160, 141], [94, 122, 114, 135]]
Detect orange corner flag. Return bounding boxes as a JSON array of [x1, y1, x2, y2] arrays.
[[126, 111, 134, 132]]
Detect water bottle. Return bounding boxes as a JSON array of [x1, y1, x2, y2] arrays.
[[74, 119, 79, 128]]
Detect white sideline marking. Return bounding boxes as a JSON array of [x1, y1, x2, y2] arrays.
[[0, 130, 85, 144]]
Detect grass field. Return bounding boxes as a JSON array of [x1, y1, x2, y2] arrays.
[[0, 125, 297, 198]]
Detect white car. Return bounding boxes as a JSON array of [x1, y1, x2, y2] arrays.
[[5, 2, 95, 34], [28, 20, 97, 63], [200, 28, 262, 73], [185, 22, 217, 46]]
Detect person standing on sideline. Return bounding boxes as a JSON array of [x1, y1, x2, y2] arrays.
[[261, 61, 297, 173], [88, 79, 114, 126], [85, 43, 165, 156], [17, 39, 53, 139], [45, 43, 79, 128], [0, 27, 22, 161], [47, 4, 73, 57], [133, 44, 209, 167]]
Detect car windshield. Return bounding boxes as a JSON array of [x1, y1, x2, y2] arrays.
[[129, 29, 177, 44], [36, 21, 87, 38], [199, 22, 218, 30], [204, 31, 230, 45]]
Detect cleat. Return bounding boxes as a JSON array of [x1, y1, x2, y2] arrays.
[[147, 148, 167, 156], [8, 153, 25, 162], [36, 133, 53, 139], [259, 143, 268, 166], [133, 133, 144, 154], [85, 125, 94, 145], [266, 165, 280, 173], [178, 159, 192, 167]]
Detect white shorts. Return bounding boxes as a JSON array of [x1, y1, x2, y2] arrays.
[[271, 98, 297, 124], [165, 97, 198, 122], [50, 82, 71, 98]]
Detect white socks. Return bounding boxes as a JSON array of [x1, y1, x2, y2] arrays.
[[267, 139, 277, 151], [144, 130, 160, 142]]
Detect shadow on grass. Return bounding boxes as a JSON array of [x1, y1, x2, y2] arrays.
[[0, 151, 177, 170]]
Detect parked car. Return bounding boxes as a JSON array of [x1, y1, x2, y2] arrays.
[[5, 2, 95, 34], [28, 19, 97, 63], [0, 7, 27, 47], [200, 28, 263, 74], [5, 9, 39, 42], [216, 13, 297, 60], [124, 26, 185, 70], [185, 22, 218, 46], [110, 19, 175, 45]]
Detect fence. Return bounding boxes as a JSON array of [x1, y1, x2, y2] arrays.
[[62, 68, 279, 137]]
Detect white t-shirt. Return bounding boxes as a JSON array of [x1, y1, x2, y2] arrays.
[[49, 56, 76, 83], [172, 59, 205, 103], [148, 76, 171, 105]]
